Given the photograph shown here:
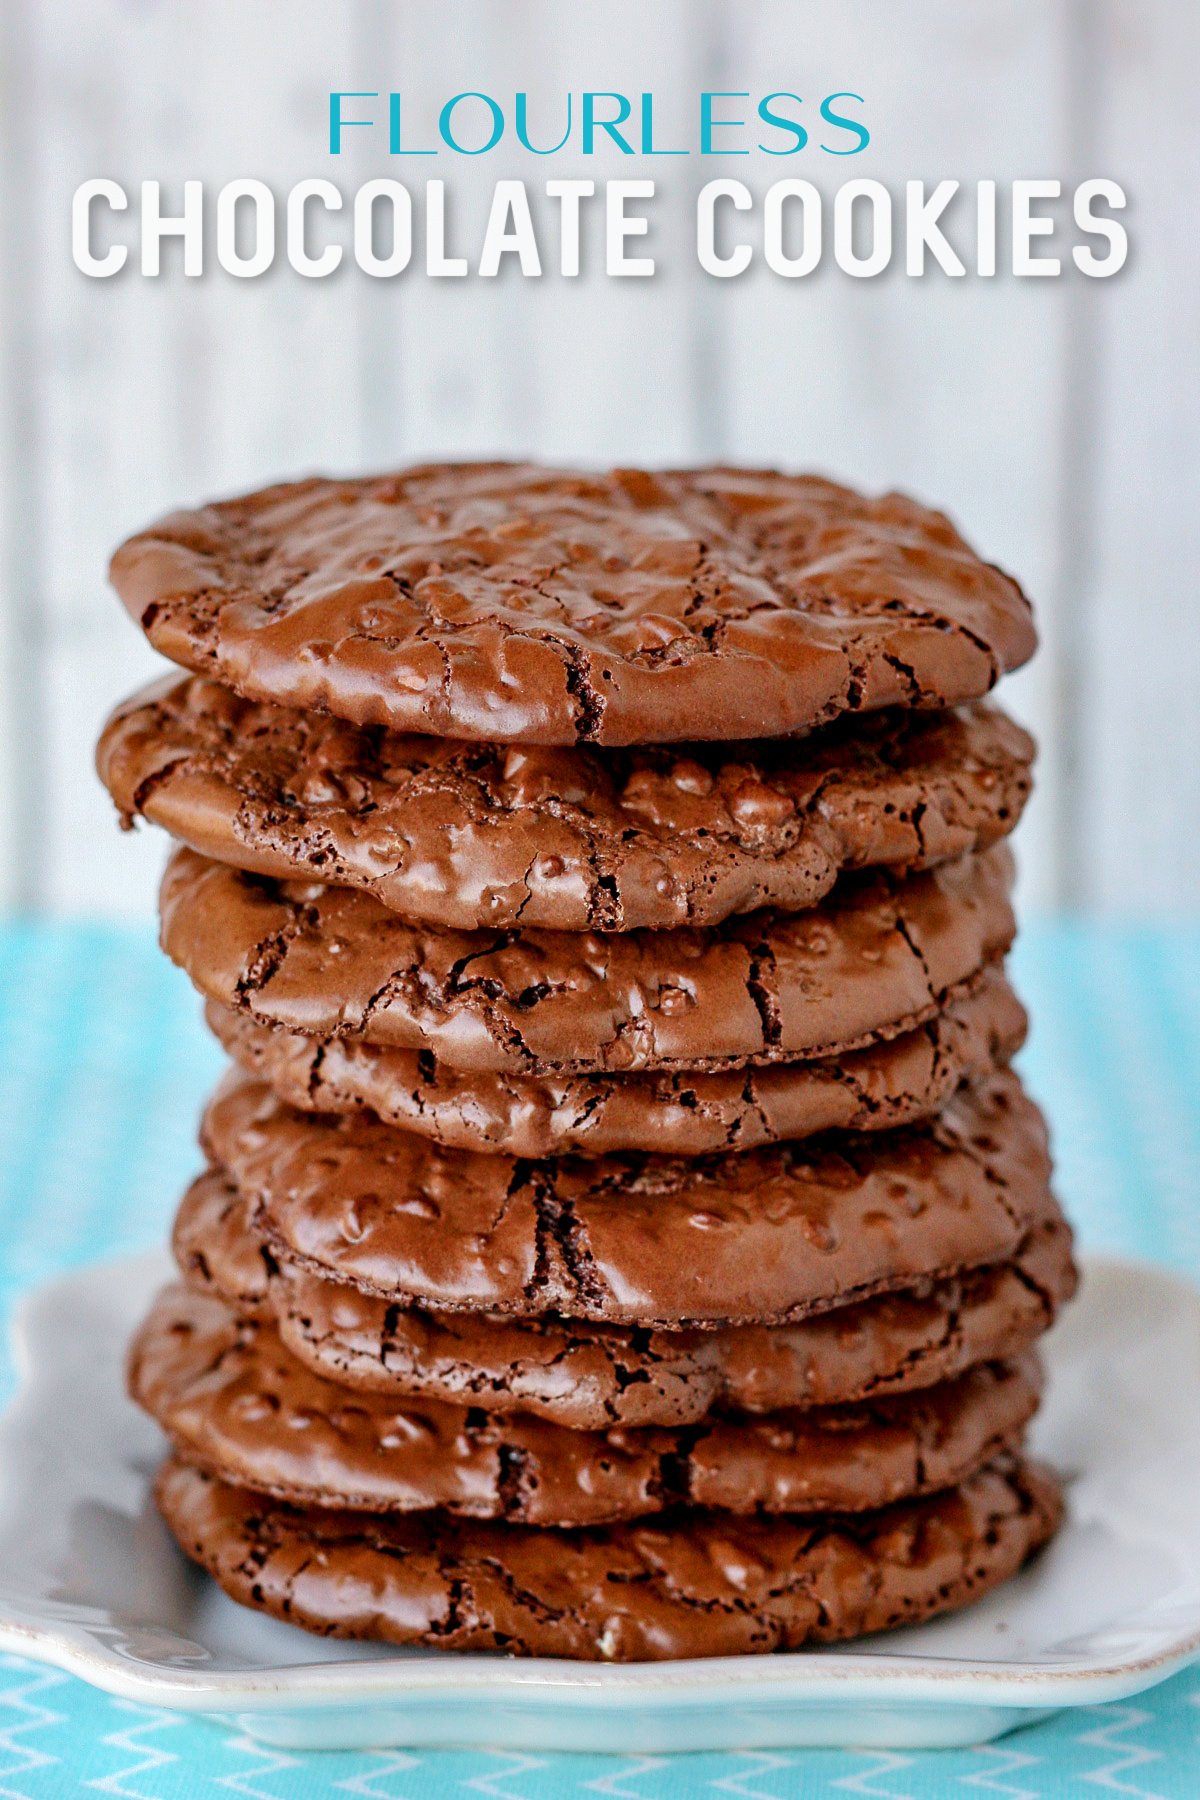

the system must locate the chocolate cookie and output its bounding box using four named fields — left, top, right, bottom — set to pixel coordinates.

left=174, top=1167, right=1075, bottom=1427
left=156, top=1453, right=1063, bottom=1659
left=161, top=845, right=1015, bottom=1076
left=98, top=673, right=1033, bottom=932
left=206, top=971, right=1026, bottom=1156
left=174, top=1169, right=273, bottom=1311
left=109, top=465, right=1036, bottom=747
left=131, top=1285, right=1041, bottom=1526
left=201, top=1069, right=1055, bottom=1327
